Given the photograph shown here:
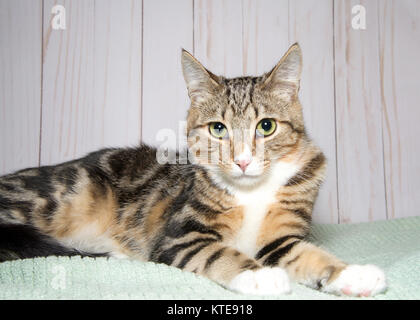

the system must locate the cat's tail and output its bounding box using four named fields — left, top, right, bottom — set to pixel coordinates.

left=0, top=224, right=108, bottom=262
